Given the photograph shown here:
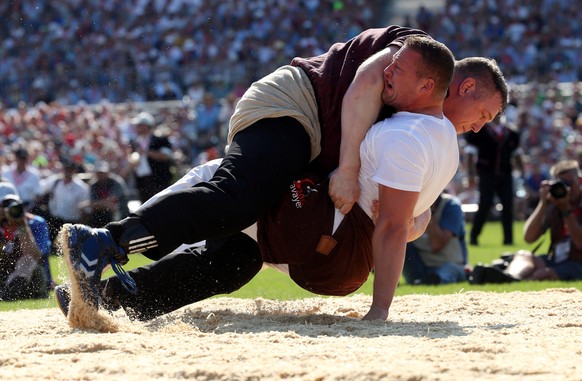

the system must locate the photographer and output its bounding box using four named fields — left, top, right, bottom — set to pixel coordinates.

left=505, top=160, right=582, bottom=281
left=402, top=192, right=468, bottom=285
left=0, top=194, right=51, bottom=300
